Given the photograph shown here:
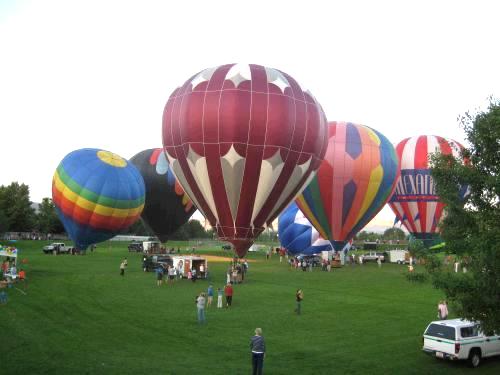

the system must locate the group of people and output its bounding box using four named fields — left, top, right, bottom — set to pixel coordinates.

left=1, top=259, right=25, bottom=285
left=1, top=259, right=27, bottom=304
left=195, top=283, right=234, bottom=324
left=155, top=264, right=178, bottom=286
left=226, top=259, right=248, bottom=284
